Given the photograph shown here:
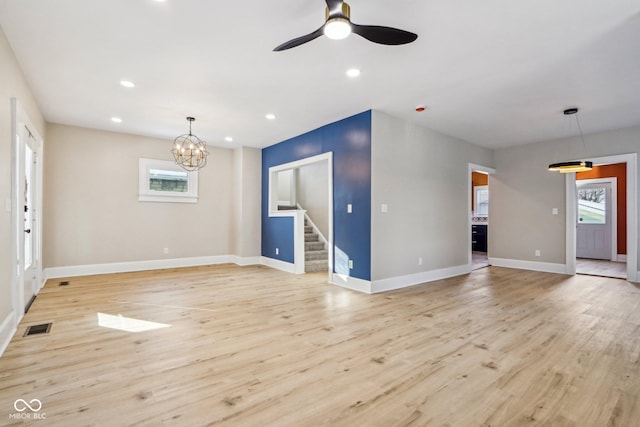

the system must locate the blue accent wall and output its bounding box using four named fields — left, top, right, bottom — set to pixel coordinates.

left=261, top=111, right=372, bottom=281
